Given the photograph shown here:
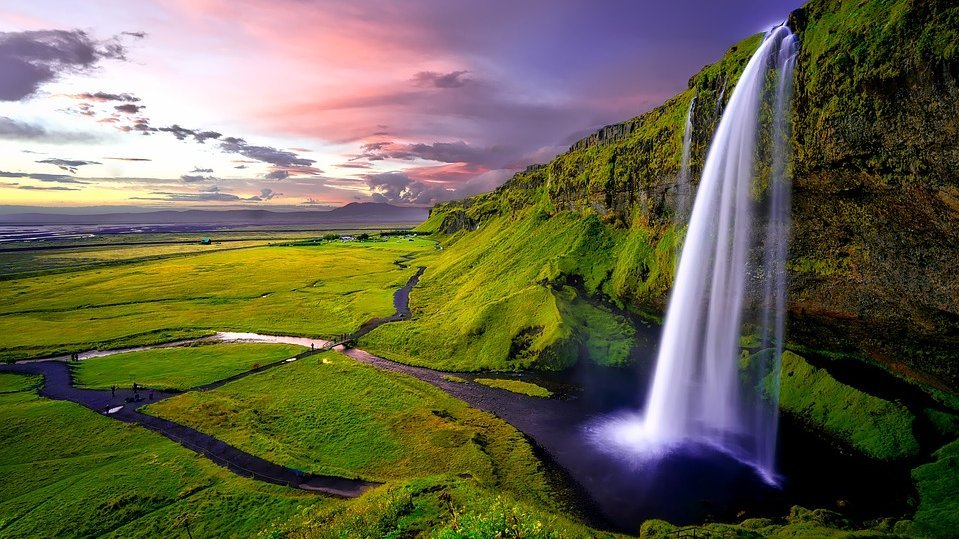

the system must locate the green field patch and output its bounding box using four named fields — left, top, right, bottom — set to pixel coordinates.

left=145, top=351, right=553, bottom=495
left=474, top=378, right=553, bottom=398
left=360, top=210, right=644, bottom=371
left=0, top=391, right=326, bottom=538
left=0, top=373, right=40, bottom=394
left=0, top=241, right=431, bottom=361
left=774, top=351, right=919, bottom=460
left=907, top=439, right=959, bottom=537
left=73, top=342, right=306, bottom=391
